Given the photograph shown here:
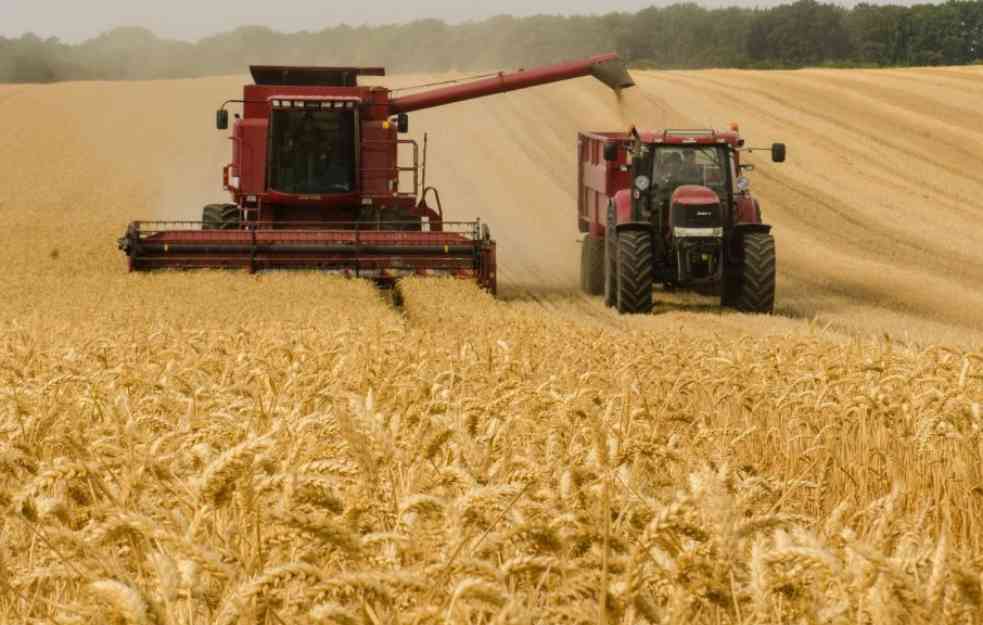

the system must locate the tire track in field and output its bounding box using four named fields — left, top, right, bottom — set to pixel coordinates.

left=800, top=71, right=983, bottom=137
left=648, top=71, right=983, bottom=280
left=657, top=71, right=983, bottom=206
